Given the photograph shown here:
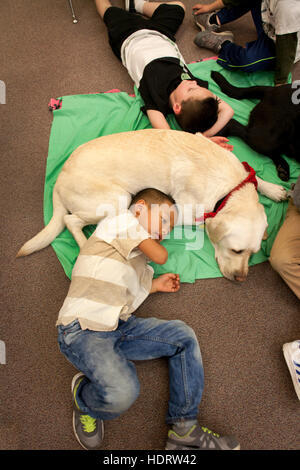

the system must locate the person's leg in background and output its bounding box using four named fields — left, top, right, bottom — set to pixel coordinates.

left=194, top=0, right=276, bottom=73
left=269, top=200, right=300, bottom=299
left=269, top=200, right=300, bottom=402
left=216, top=0, right=261, bottom=30
left=217, top=1, right=276, bottom=72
